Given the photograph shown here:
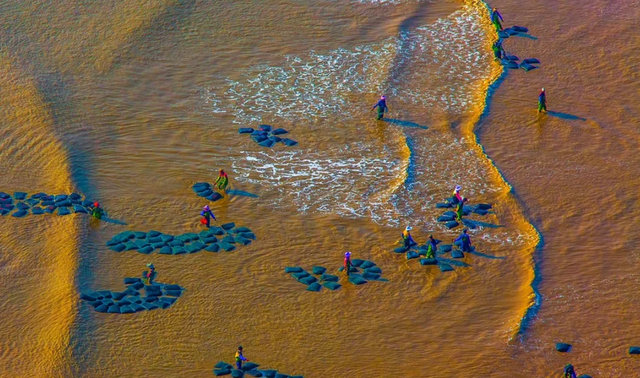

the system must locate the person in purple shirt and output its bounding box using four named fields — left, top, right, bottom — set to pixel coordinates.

left=371, top=95, right=389, bottom=120
left=200, top=205, right=216, bottom=228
